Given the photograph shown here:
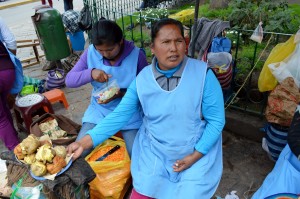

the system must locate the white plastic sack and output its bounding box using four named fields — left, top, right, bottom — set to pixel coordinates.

left=295, top=29, right=300, bottom=44
left=268, top=43, right=300, bottom=88
left=11, top=184, right=43, bottom=199
left=207, top=52, right=232, bottom=74
left=225, top=191, right=239, bottom=199
left=250, top=22, right=263, bottom=43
